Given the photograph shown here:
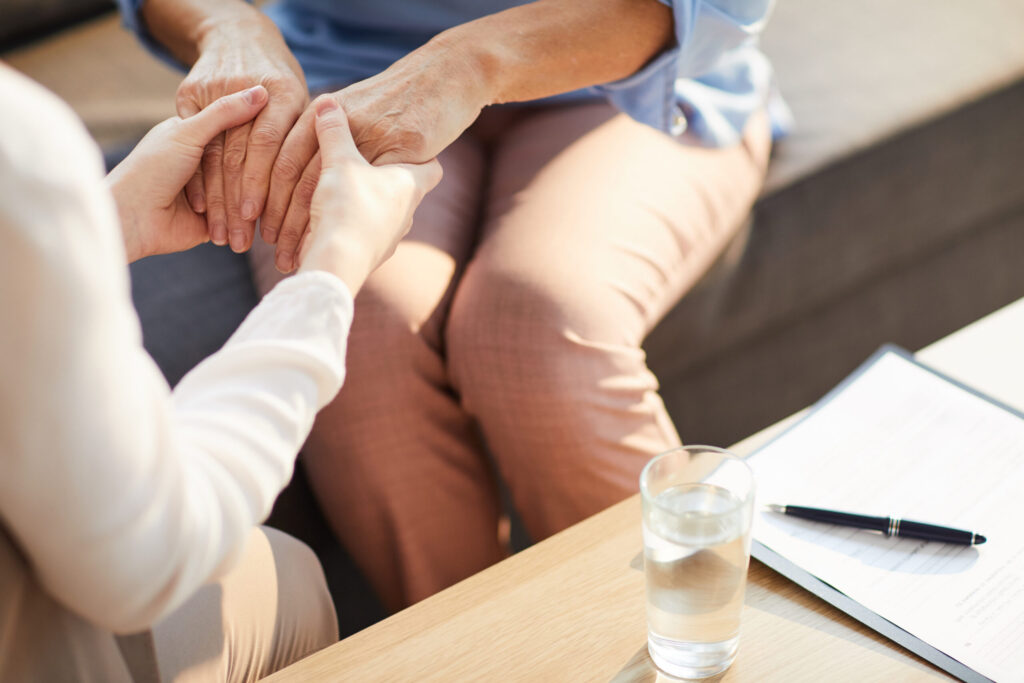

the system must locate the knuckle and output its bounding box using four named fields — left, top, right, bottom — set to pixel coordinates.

left=205, top=191, right=225, bottom=210
left=176, top=84, right=213, bottom=116
left=261, top=209, right=281, bottom=230
left=357, top=120, right=427, bottom=164
left=175, top=79, right=200, bottom=101
left=248, top=124, right=282, bottom=149
left=241, top=170, right=266, bottom=190
left=261, top=194, right=282, bottom=219
left=202, top=151, right=223, bottom=173
left=264, top=72, right=296, bottom=90
left=174, top=93, right=194, bottom=116
left=311, top=93, right=334, bottom=110
left=202, top=170, right=224, bottom=197
left=294, top=175, right=319, bottom=206
left=222, top=146, right=246, bottom=172
left=284, top=78, right=309, bottom=100
left=272, top=155, right=305, bottom=184
left=278, top=221, right=306, bottom=246
left=203, top=138, right=224, bottom=160
left=262, top=212, right=283, bottom=234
